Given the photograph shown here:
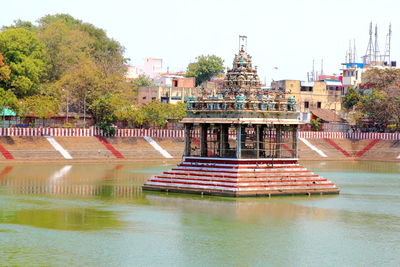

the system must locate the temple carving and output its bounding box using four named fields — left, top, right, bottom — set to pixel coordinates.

left=143, top=37, right=339, bottom=197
